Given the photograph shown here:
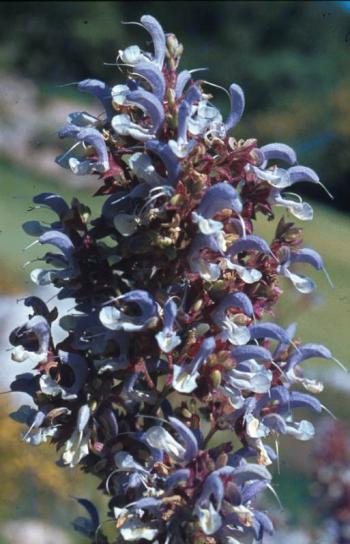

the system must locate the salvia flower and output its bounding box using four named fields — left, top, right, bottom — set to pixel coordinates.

left=8, top=13, right=343, bottom=544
